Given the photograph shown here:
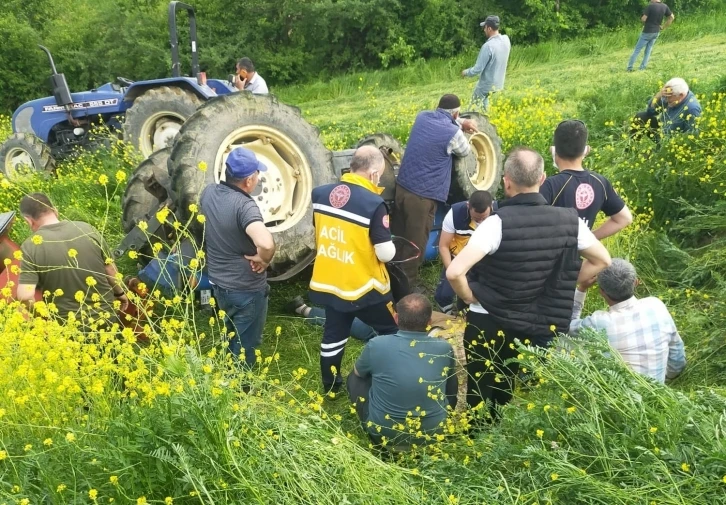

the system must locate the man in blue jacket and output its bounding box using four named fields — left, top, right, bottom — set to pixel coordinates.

left=632, top=77, right=701, bottom=141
